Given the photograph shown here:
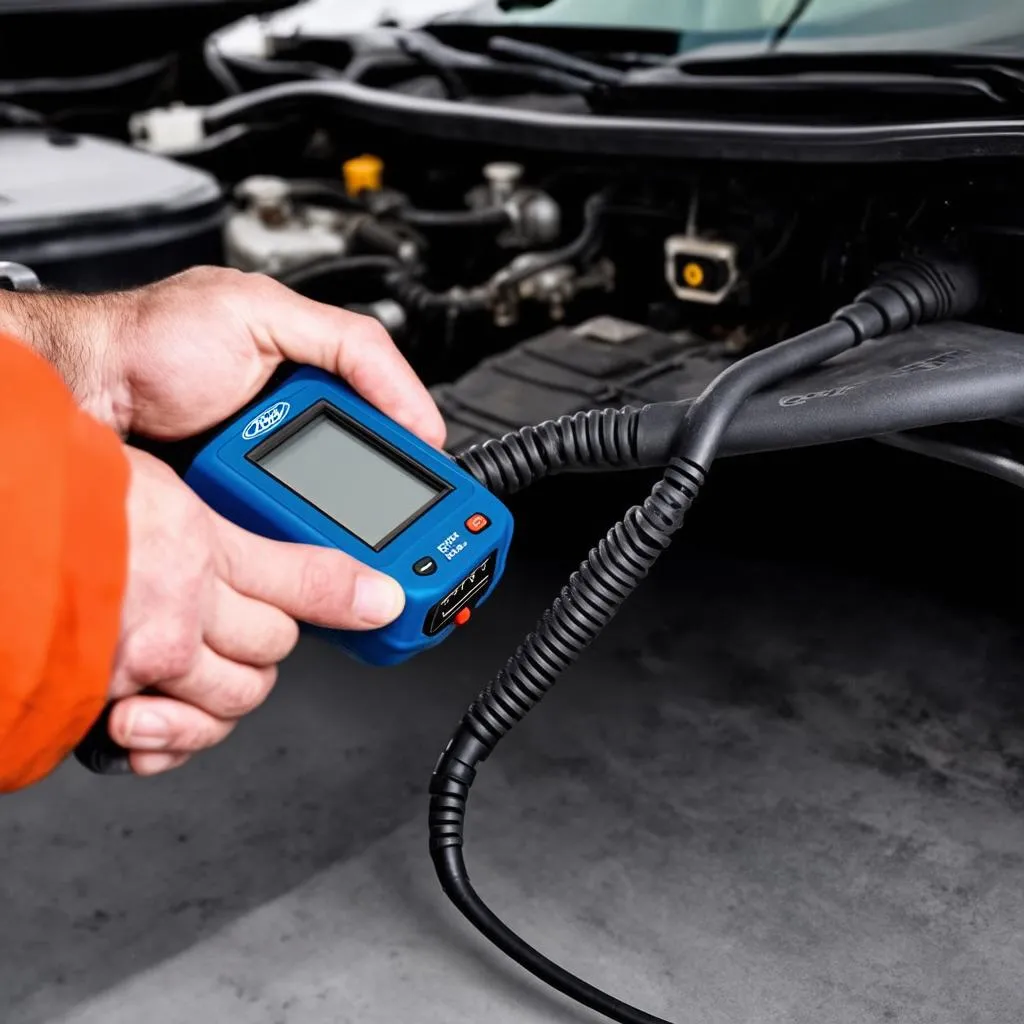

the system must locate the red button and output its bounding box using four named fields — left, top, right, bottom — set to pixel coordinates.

left=454, top=607, right=472, bottom=627
left=465, top=513, right=490, bottom=534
